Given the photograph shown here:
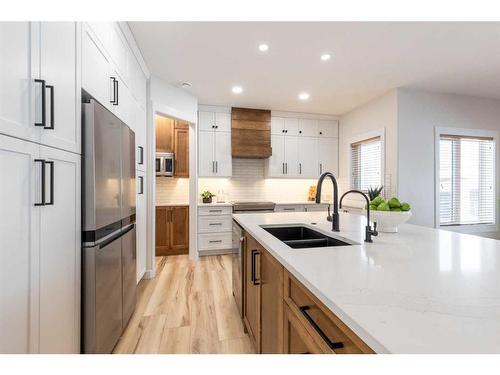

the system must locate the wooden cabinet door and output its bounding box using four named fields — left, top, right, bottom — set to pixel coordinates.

left=155, top=207, right=171, bottom=256
left=39, top=22, right=79, bottom=154
left=283, top=304, right=323, bottom=354
left=243, top=235, right=261, bottom=352
left=174, top=128, right=189, bottom=177
left=260, top=250, right=284, bottom=354
left=39, top=146, right=81, bottom=353
left=155, top=116, right=174, bottom=153
left=170, top=206, right=189, bottom=254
